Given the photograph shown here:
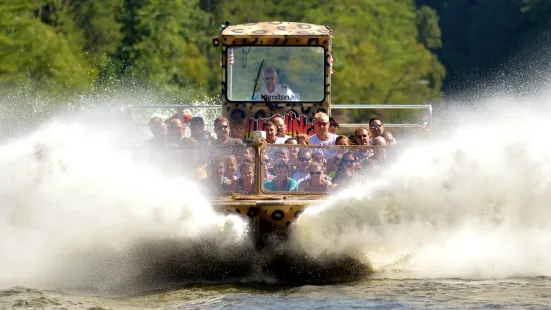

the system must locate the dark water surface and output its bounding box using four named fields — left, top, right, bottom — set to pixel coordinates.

left=1, top=277, right=550, bottom=309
